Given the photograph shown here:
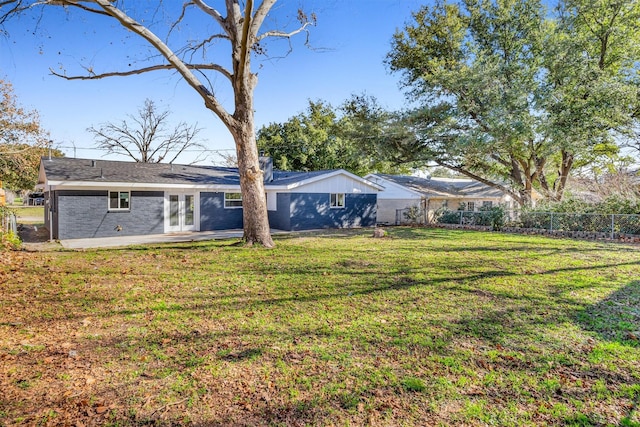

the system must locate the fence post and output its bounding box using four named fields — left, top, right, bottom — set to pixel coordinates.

left=550, top=212, right=554, bottom=232
left=611, top=214, right=615, bottom=240
left=459, top=211, right=463, bottom=225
